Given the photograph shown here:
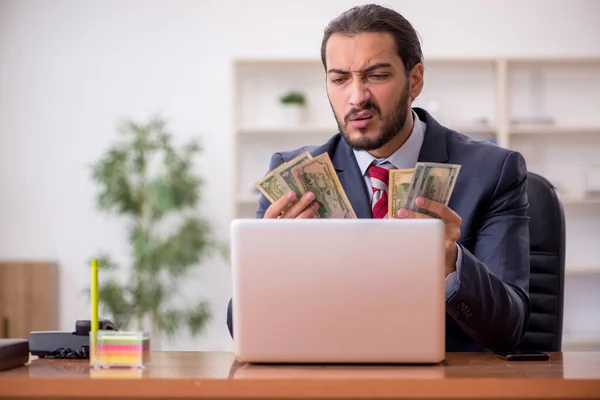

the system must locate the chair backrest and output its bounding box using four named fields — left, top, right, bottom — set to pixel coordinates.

left=517, top=172, right=566, bottom=351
